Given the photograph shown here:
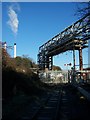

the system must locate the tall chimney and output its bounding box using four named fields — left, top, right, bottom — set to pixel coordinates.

left=4, top=42, right=7, bottom=50
left=14, top=43, right=16, bottom=58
